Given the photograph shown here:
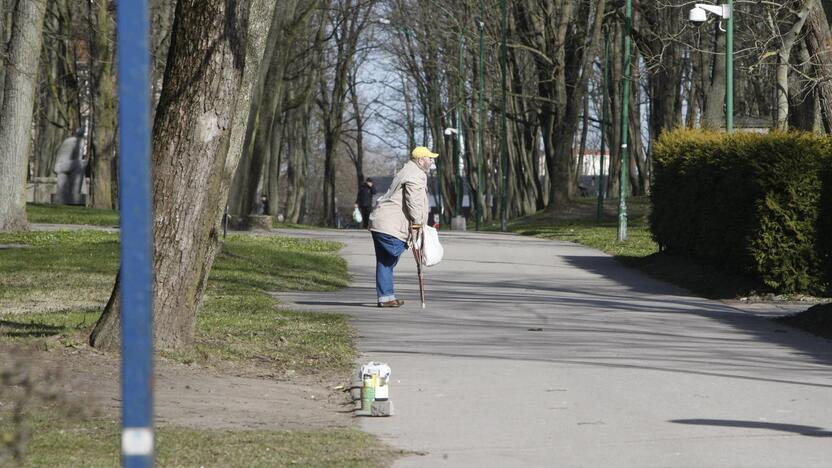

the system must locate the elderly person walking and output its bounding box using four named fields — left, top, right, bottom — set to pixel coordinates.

left=369, top=146, right=438, bottom=307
